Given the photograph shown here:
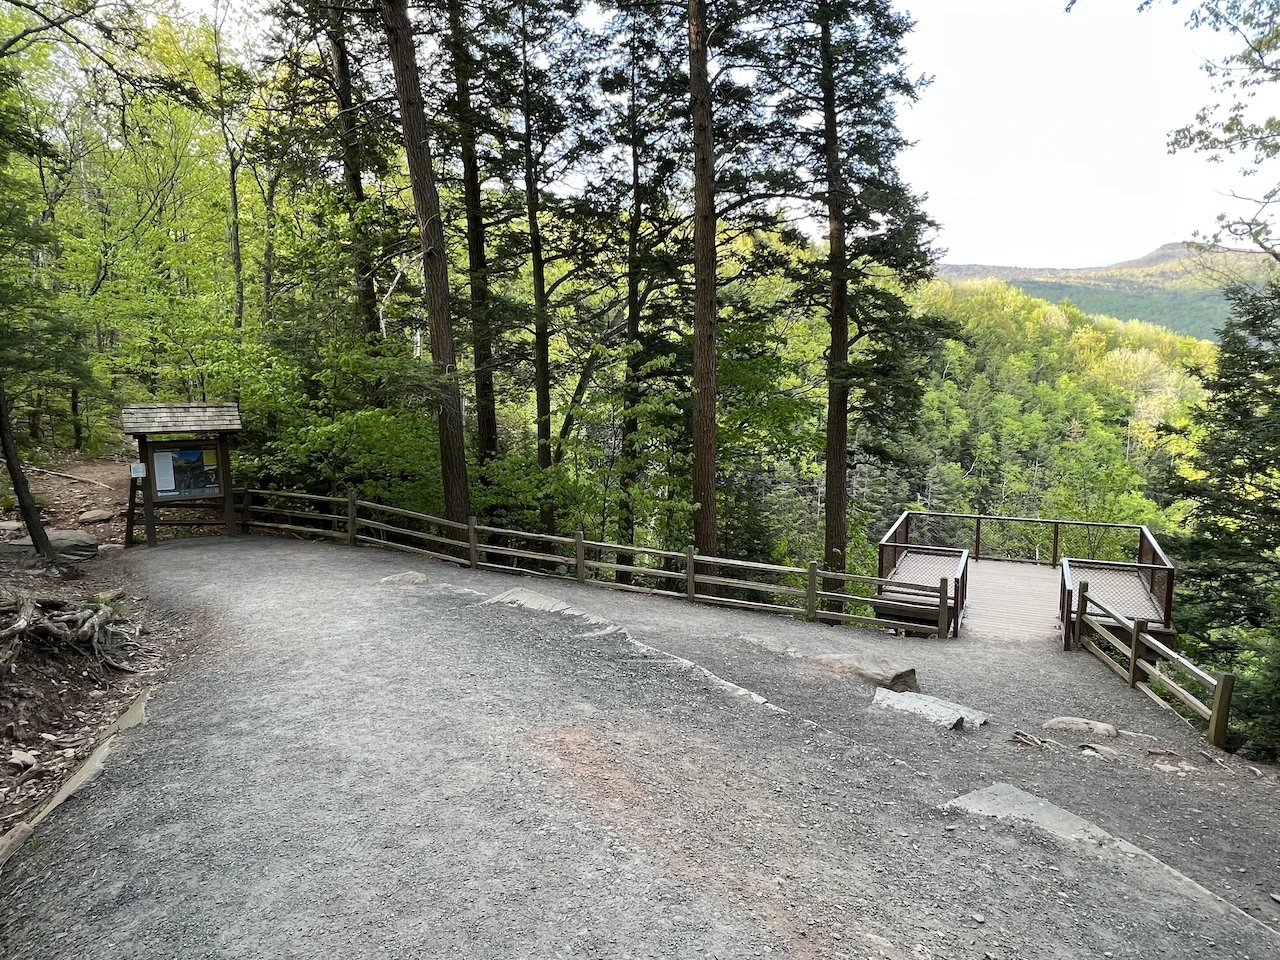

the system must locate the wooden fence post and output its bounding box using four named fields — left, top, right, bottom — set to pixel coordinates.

left=686, top=546, right=696, bottom=601
left=937, top=577, right=949, bottom=638
left=468, top=516, right=479, bottom=568
left=1127, top=619, right=1148, bottom=687
left=1072, top=580, right=1089, bottom=651
left=1051, top=522, right=1060, bottom=566
left=346, top=491, right=357, bottom=547
left=806, top=562, right=818, bottom=622
left=575, top=531, right=586, bottom=584
left=240, top=489, right=254, bottom=535
left=1208, top=672, right=1235, bottom=749
left=973, top=517, right=982, bottom=560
